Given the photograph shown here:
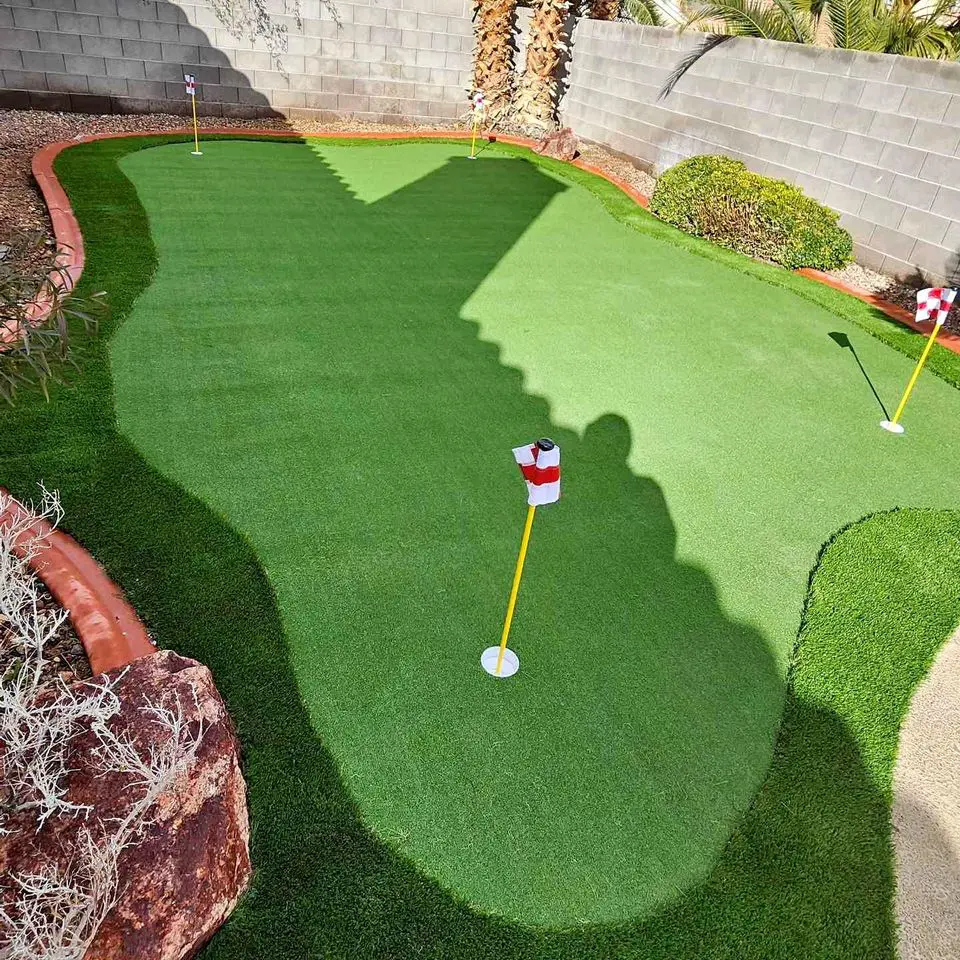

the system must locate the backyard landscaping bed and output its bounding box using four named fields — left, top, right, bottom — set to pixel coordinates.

left=2, top=131, right=959, bottom=958
left=0, top=574, right=90, bottom=694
